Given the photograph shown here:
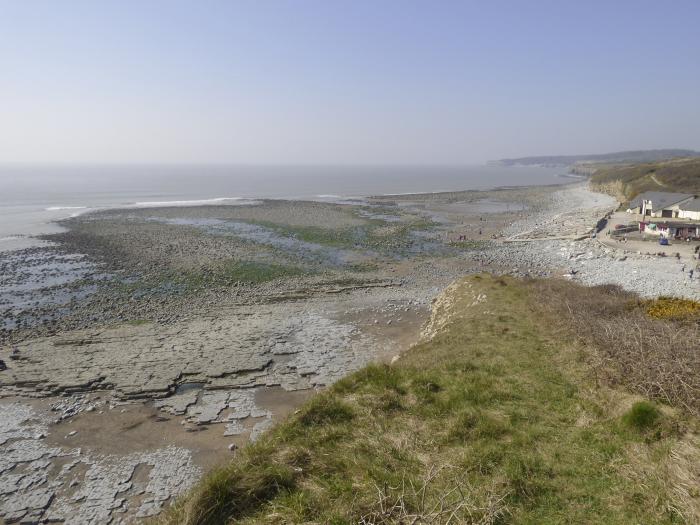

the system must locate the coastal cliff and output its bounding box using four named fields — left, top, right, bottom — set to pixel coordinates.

left=160, top=275, right=700, bottom=524
left=590, top=157, right=700, bottom=202
left=494, top=149, right=700, bottom=168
